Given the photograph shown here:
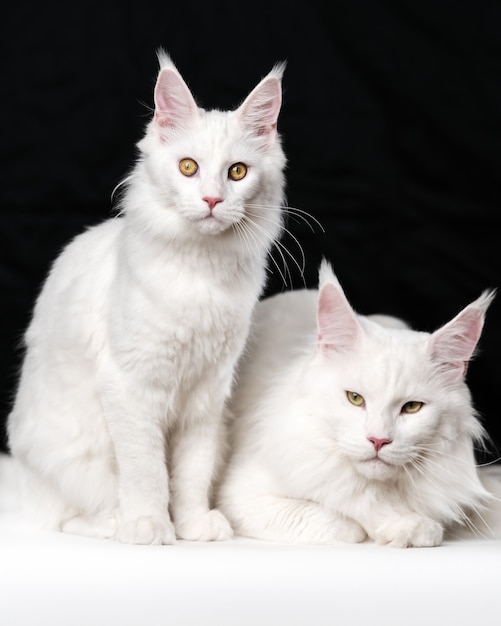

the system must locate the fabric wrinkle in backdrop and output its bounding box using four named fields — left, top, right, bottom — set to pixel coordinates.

left=0, top=2, right=499, bottom=463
